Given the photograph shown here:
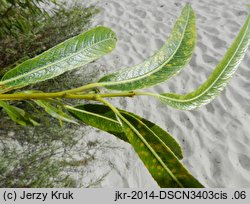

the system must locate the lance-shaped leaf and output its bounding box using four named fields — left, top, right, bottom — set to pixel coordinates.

left=0, top=101, right=39, bottom=126
left=68, top=104, right=183, bottom=159
left=68, top=104, right=127, bottom=141
left=158, top=14, right=250, bottom=110
left=0, top=26, right=117, bottom=93
left=98, top=3, right=196, bottom=90
left=33, top=100, right=77, bottom=124
left=115, top=109, right=203, bottom=187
